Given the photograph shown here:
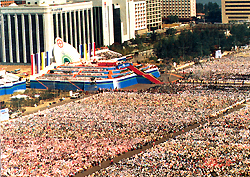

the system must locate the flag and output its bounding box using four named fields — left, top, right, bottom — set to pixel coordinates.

left=88, top=43, right=91, bottom=60
left=41, top=52, right=45, bottom=70
left=36, top=53, right=40, bottom=74
left=31, top=54, right=35, bottom=75
left=79, top=44, right=83, bottom=58
left=84, top=43, right=87, bottom=60
left=93, top=42, right=96, bottom=56
left=46, top=51, right=50, bottom=66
